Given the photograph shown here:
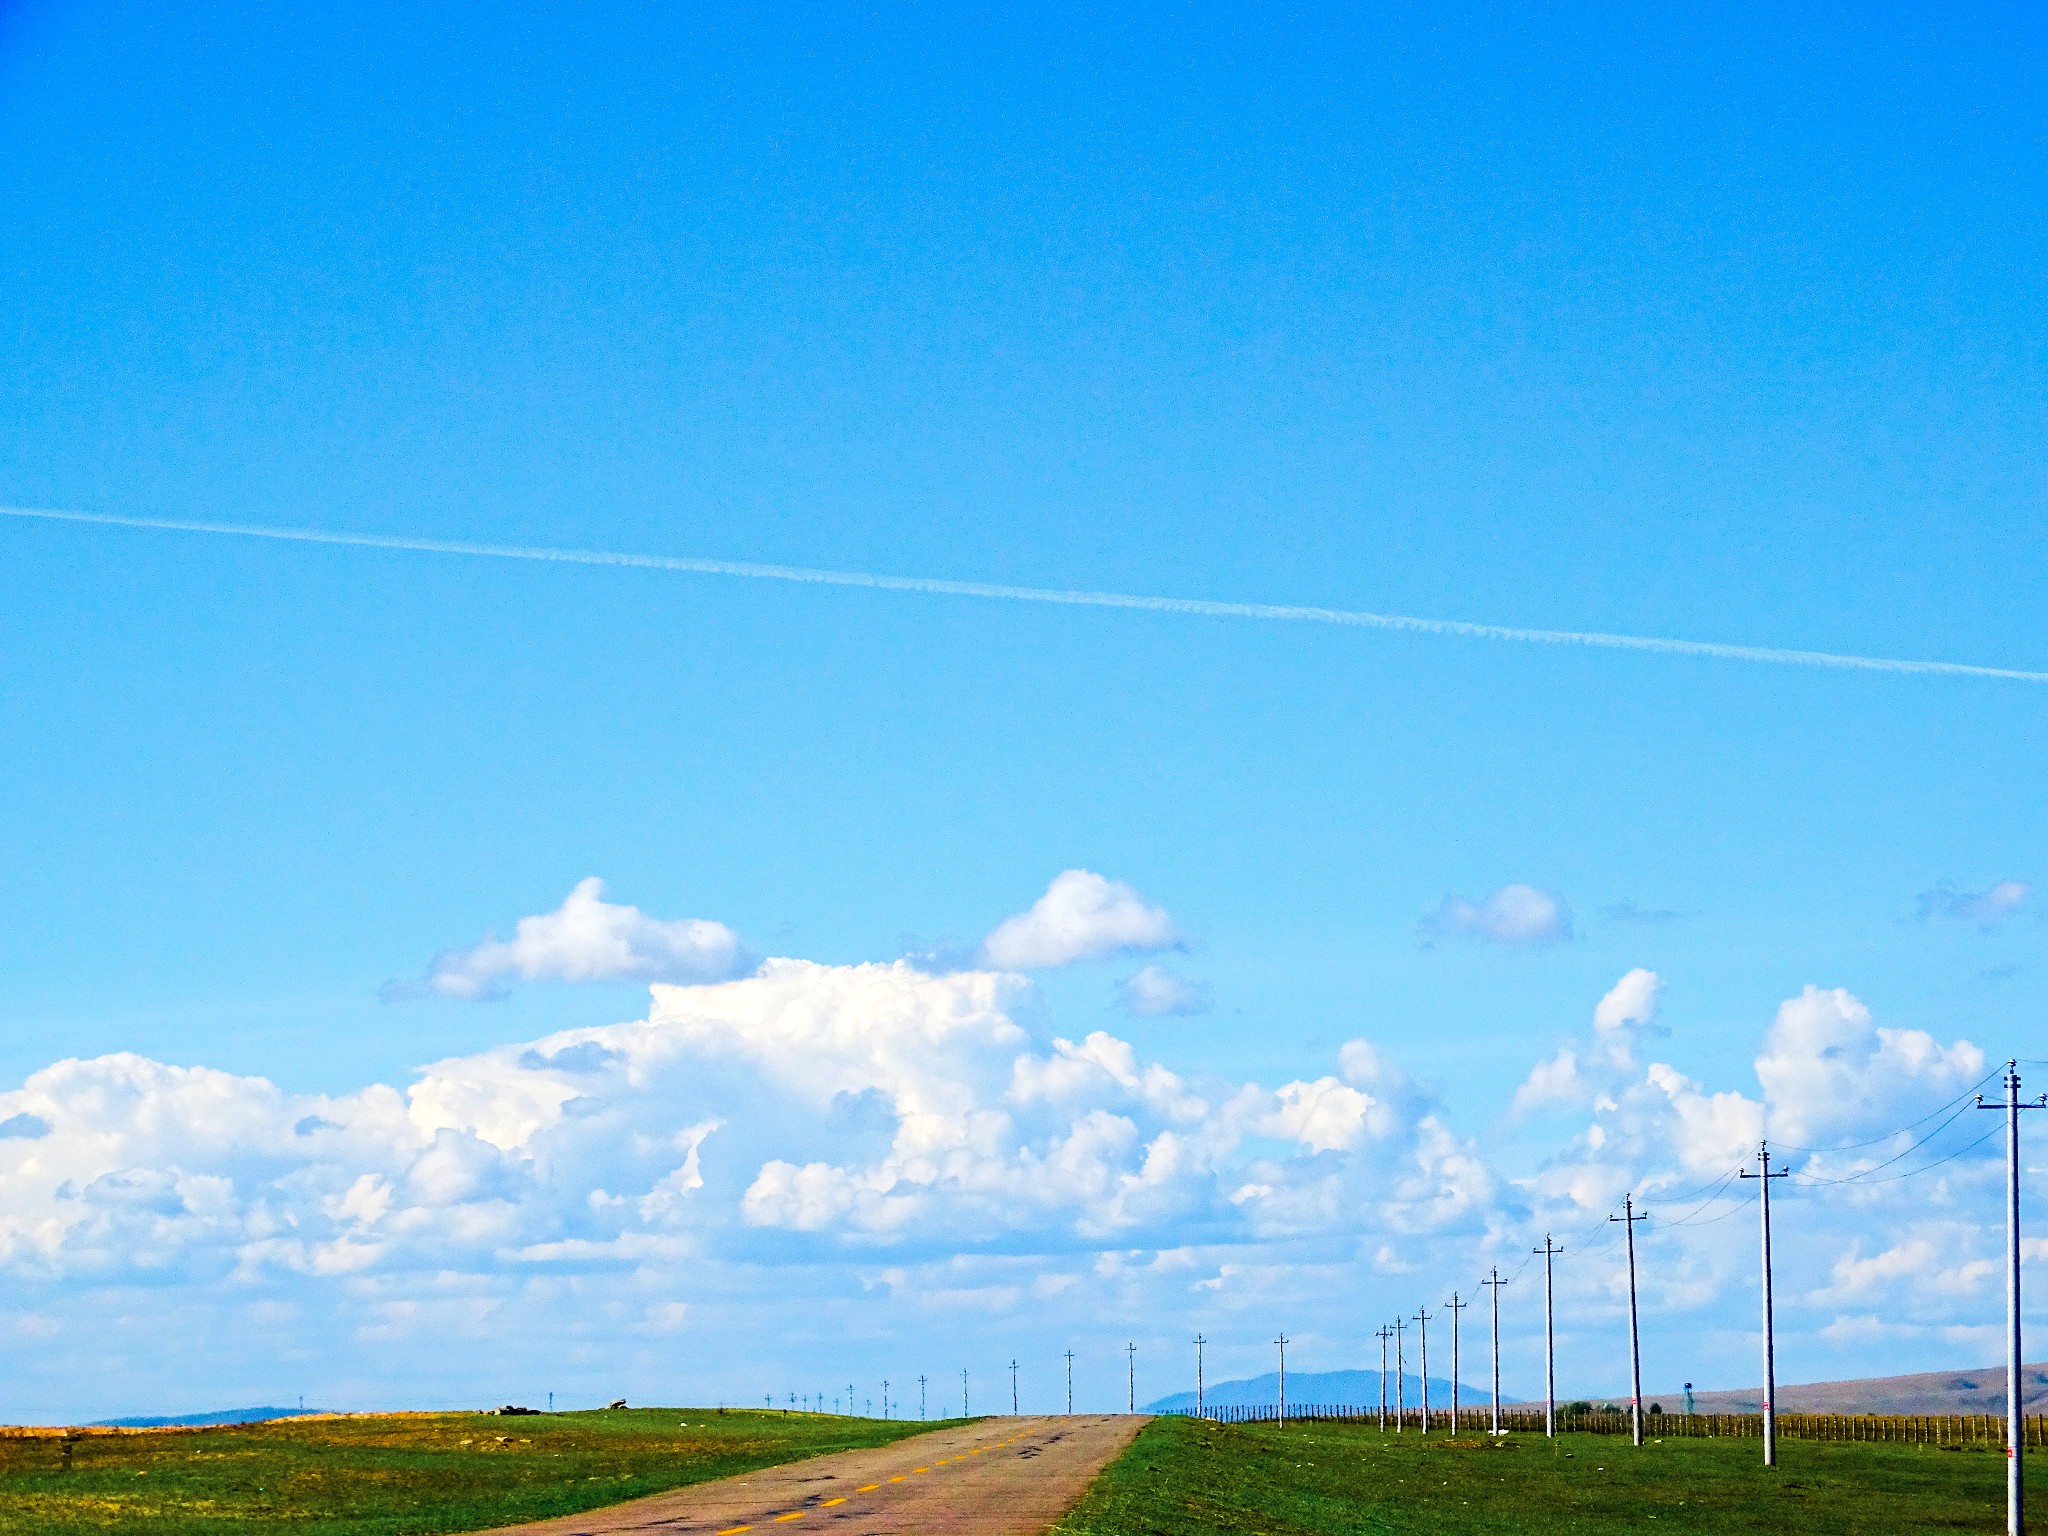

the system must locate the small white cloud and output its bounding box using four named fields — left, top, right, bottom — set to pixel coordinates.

left=396, top=878, right=748, bottom=1001
left=981, top=870, right=1179, bottom=970
left=1117, top=964, right=1210, bottom=1017
left=1263, top=1078, right=1377, bottom=1154
left=1420, top=884, right=1572, bottom=947
left=1917, top=880, right=2031, bottom=931
left=1511, top=1048, right=1584, bottom=1114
